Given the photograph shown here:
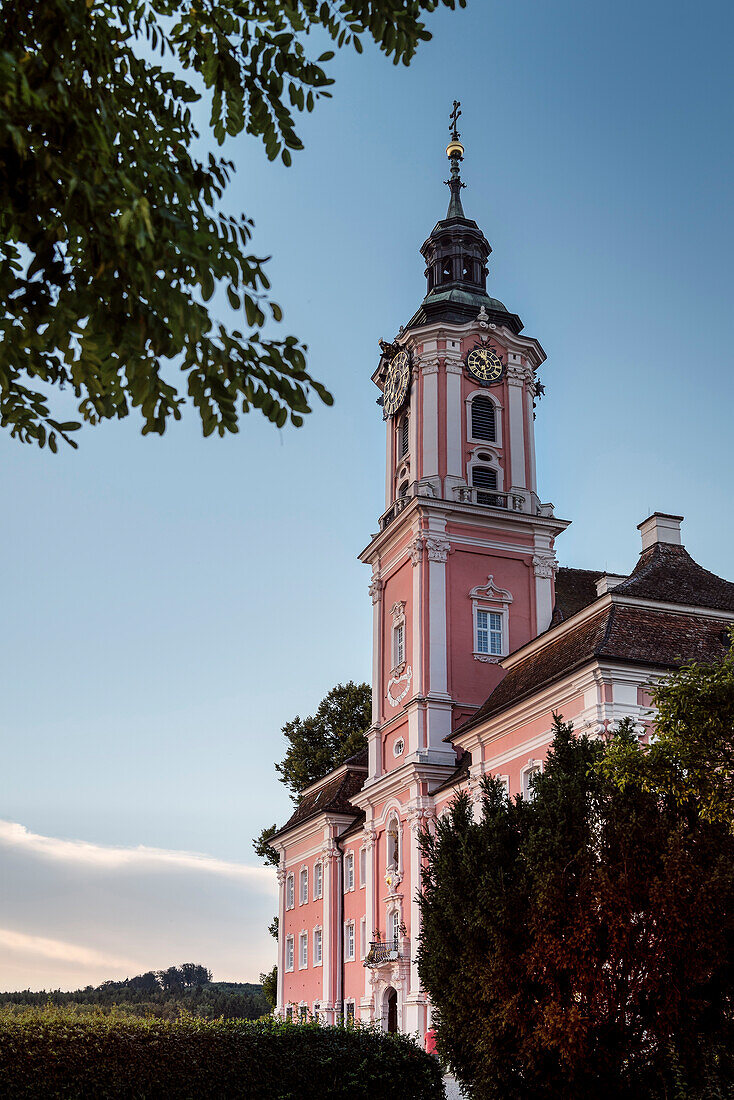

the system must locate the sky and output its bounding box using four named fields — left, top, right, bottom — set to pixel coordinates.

left=2, top=0, right=733, bottom=990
